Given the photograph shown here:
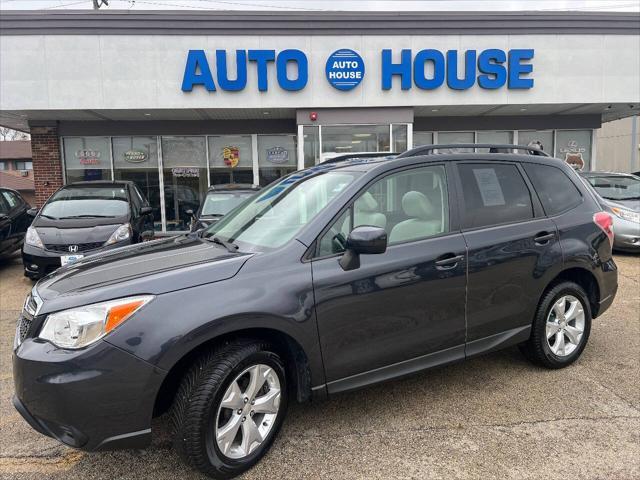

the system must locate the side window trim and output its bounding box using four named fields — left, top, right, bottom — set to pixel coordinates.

left=453, top=160, right=538, bottom=232
left=309, top=162, right=454, bottom=261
